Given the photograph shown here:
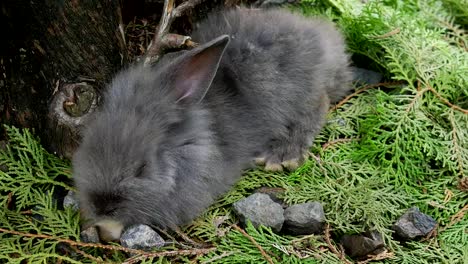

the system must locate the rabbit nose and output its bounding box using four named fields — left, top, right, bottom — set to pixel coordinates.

left=95, top=219, right=124, bottom=242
